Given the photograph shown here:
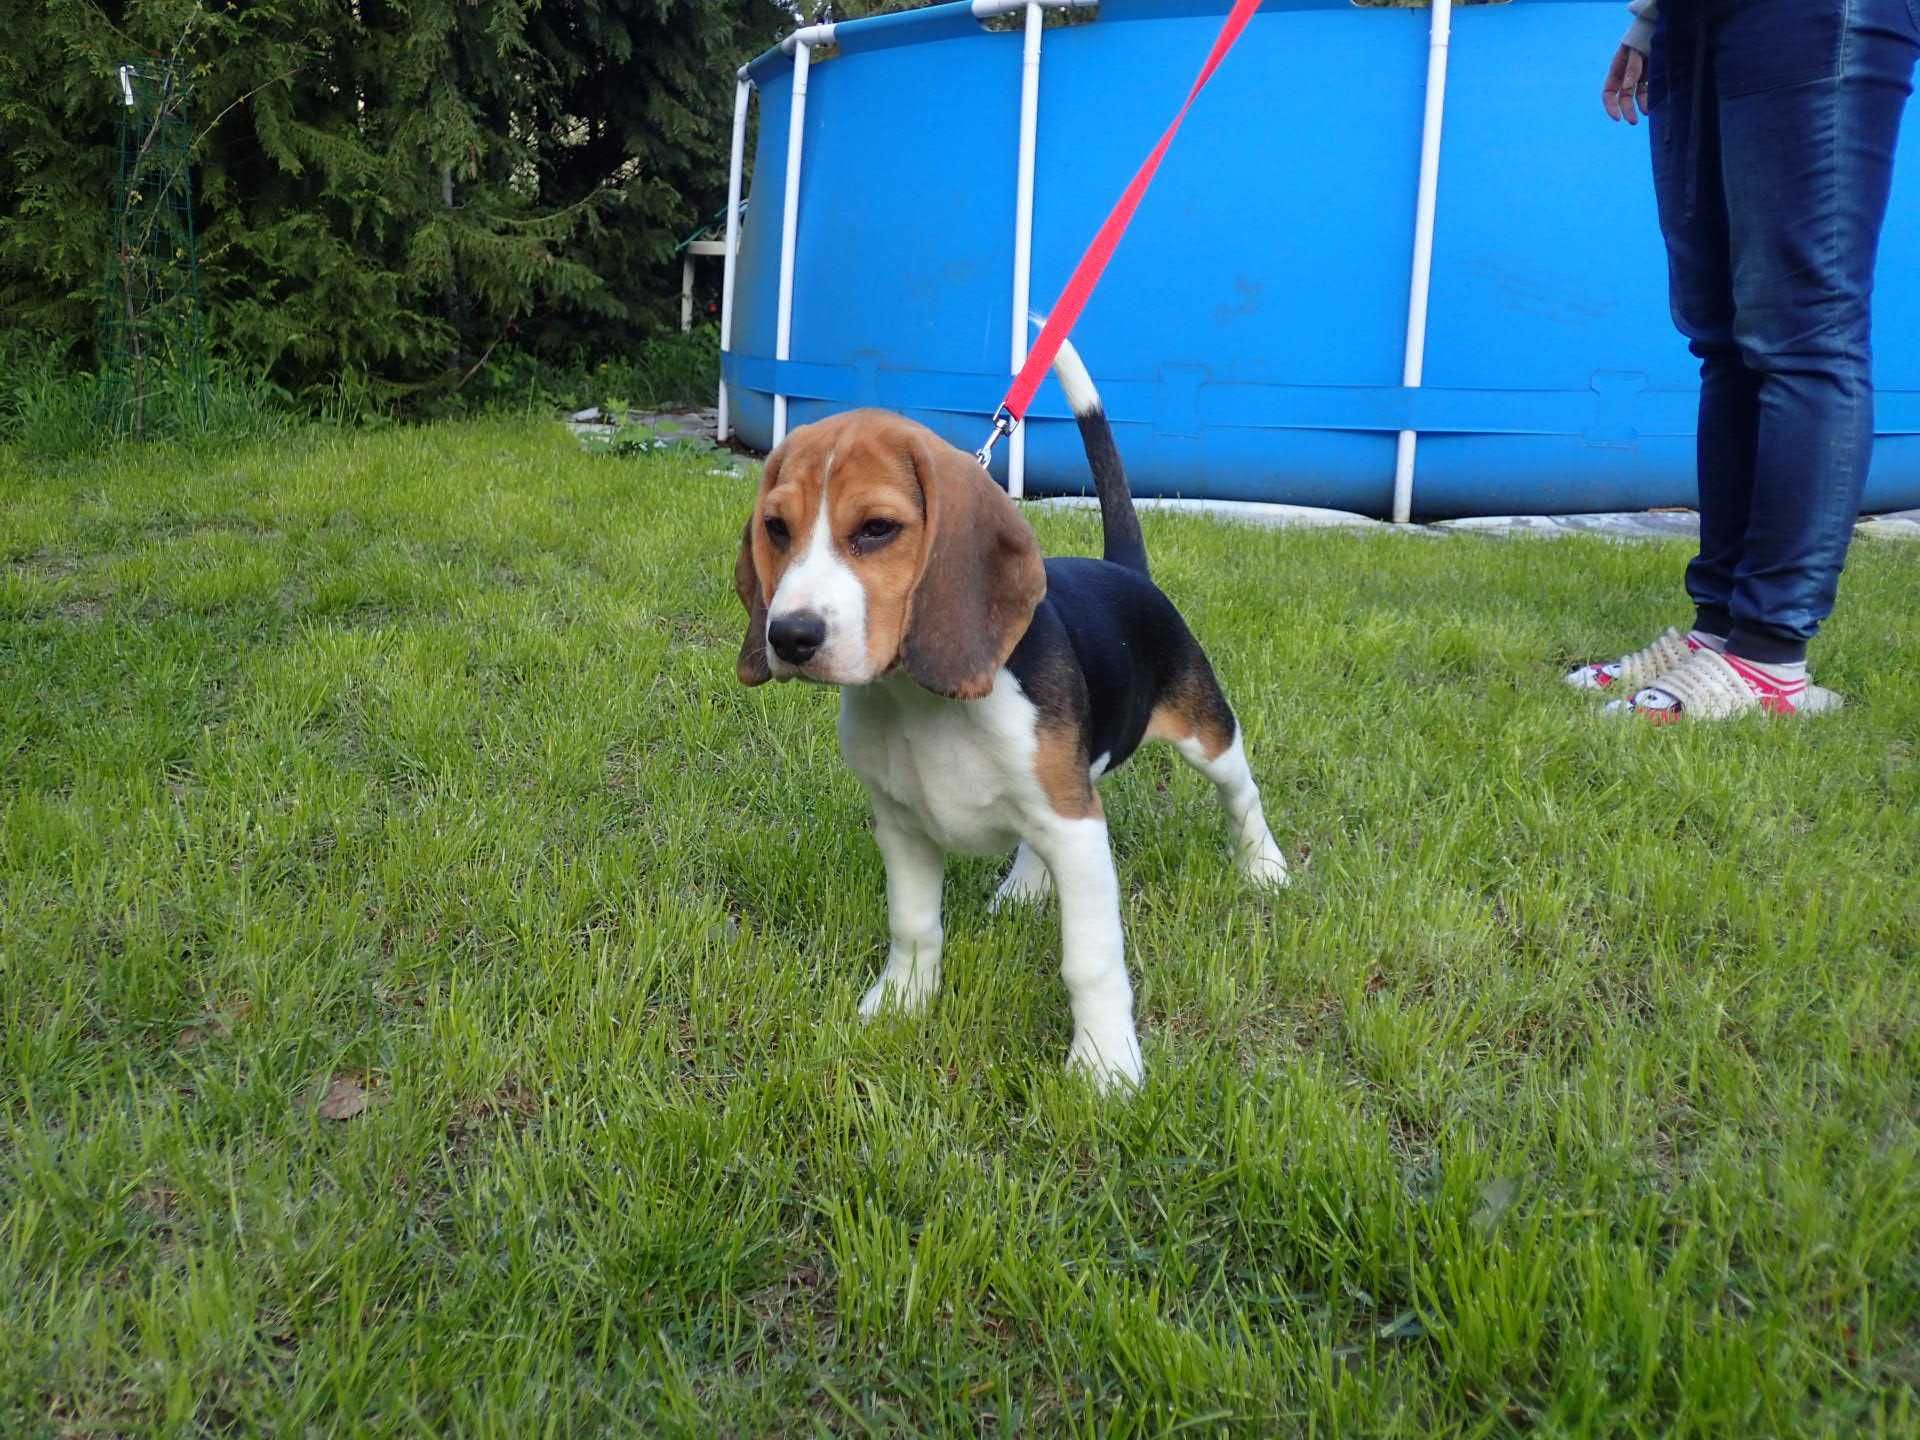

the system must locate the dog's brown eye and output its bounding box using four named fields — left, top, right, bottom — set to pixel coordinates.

left=764, top=516, right=790, bottom=547
left=852, top=518, right=902, bottom=552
